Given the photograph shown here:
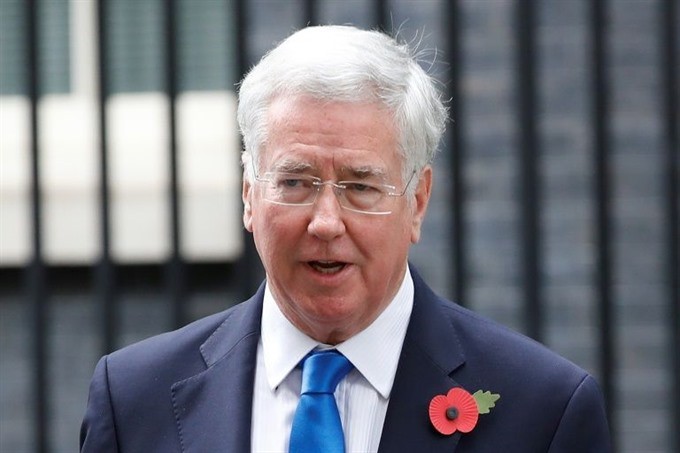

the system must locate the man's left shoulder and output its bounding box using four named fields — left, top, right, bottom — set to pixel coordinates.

left=438, top=299, right=588, bottom=382
left=433, top=298, right=611, bottom=451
